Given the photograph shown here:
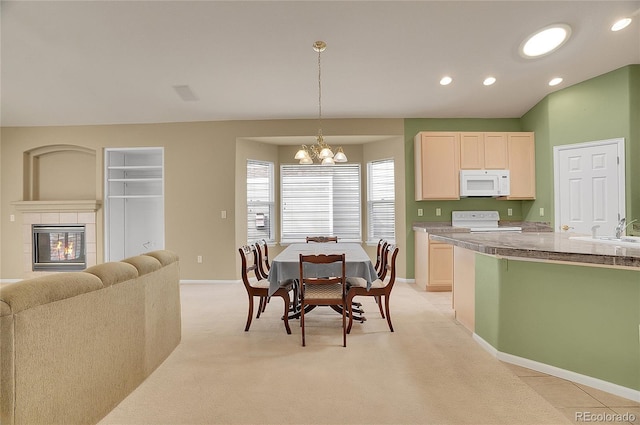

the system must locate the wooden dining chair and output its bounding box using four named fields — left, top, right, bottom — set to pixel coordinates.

left=255, top=239, right=300, bottom=315
left=305, top=236, right=338, bottom=243
left=346, top=244, right=399, bottom=333
left=345, top=238, right=387, bottom=319
left=255, top=239, right=272, bottom=313
left=299, top=253, right=347, bottom=347
left=373, top=239, right=388, bottom=276
left=255, top=239, right=271, bottom=278
left=238, top=244, right=293, bottom=334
